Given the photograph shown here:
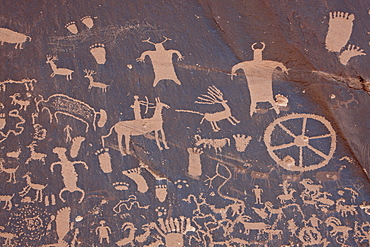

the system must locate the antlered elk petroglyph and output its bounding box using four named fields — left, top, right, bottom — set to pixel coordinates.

left=19, top=172, right=47, bottom=202
left=176, top=86, right=240, bottom=132
left=35, top=94, right=107, bottom=132
left=325, top=12, right=354, bottom=52
left=83, top=69, right=109, bottom=92
left=194, top=135, right=230, bottom=153
left=51, top=147, right=88, bottom=203
left=231, top=42, right=288, bottom=116
left=0, top=158, right=18, bottom=183
left=137, top=36, right=183, bottom=87
left=102, top=98, right=169, bottom=156
left=0, top=27, right=31, bottom=49
left=46, top=55, right=74, bottom=80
